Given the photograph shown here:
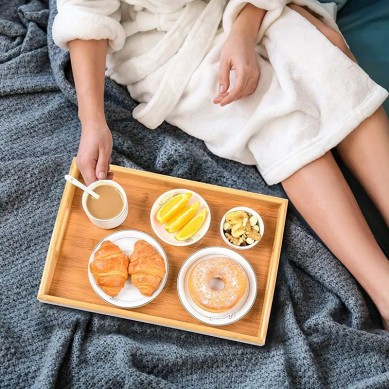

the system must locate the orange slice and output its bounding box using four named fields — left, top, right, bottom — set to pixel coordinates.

left=156, top=192, right=192, bottom=223
left=175, top=208, right=207, bottom=241
left=165, top=201, right=200, bottom=233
